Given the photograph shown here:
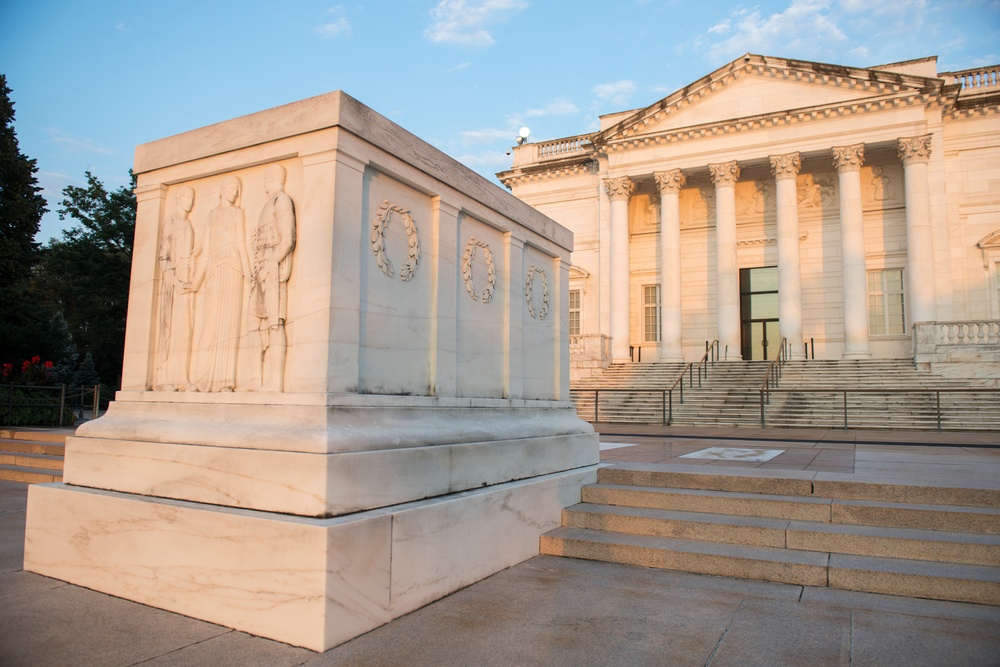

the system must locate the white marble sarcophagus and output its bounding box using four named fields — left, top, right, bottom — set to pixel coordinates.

left=23, top=91, right=597, bottom=651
